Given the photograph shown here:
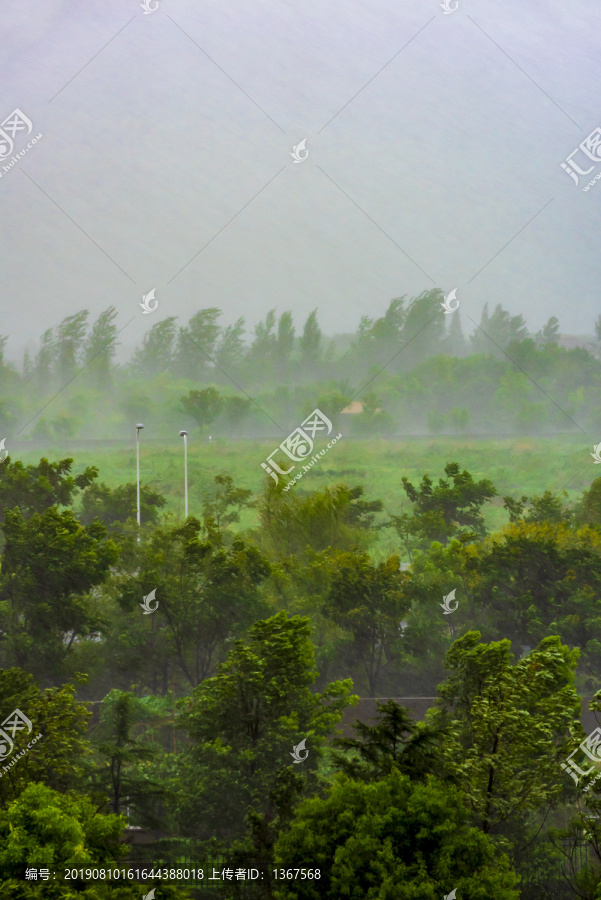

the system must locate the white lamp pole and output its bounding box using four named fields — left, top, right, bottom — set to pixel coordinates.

left=179, top=430, right=188, bottom=518
left=136, top=424, right=144, bottom=534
